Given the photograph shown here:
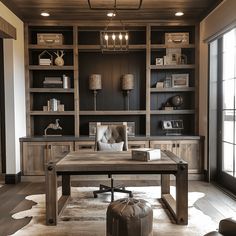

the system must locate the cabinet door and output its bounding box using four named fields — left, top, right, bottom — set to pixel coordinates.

left=176, top=140, right=201, bottom=173
left=22, top=142, right=47, bottom=175
left=149, top=140, right=174, bottom=152
left=48, top=142, right=74, bottom=163
left=128, top=141, right=149, bottom=149
left=75, top=141, right=95, bottom=152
